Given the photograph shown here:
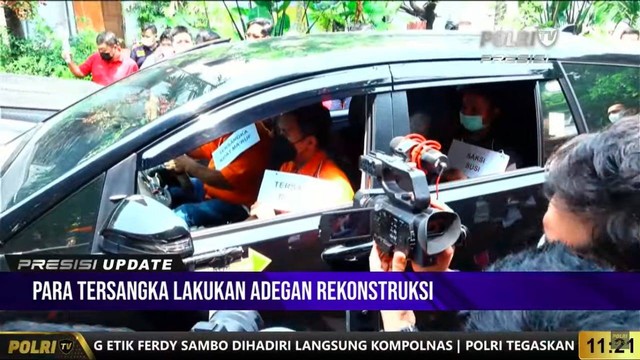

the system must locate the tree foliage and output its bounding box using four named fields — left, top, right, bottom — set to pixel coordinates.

left=0, top=0, right=44, bottom=20
left=564, top=63, right=639, bottom=131
left=399, top=1, right=438, bottom=29
left=517, top=1, right=640, bottom=34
